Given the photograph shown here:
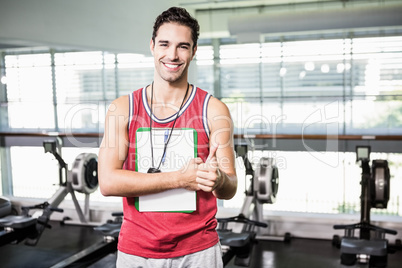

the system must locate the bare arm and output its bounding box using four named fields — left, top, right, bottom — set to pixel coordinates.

left=196, top=97, right=238, bottom=200
left=98, top=95, right=201, bottom=197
